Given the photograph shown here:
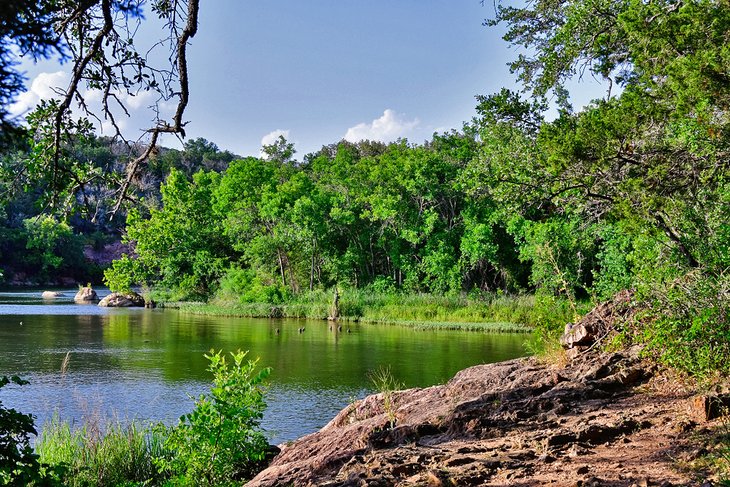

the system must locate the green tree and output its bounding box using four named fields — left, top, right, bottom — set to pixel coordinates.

left=0, top=376, right=62, bottom=486
left=3, top=0, right=200, bottom=216
left=0, top=1, right=59, bottom=132
left=22, top=215, right=84, bottom=282
left=489, top=0, right=730, bottom=276
left=105, top=168, right=230, bottom=299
